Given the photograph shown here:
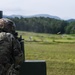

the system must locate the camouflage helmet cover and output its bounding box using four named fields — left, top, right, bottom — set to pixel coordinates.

left=0, top=18, right=16, bottom=33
